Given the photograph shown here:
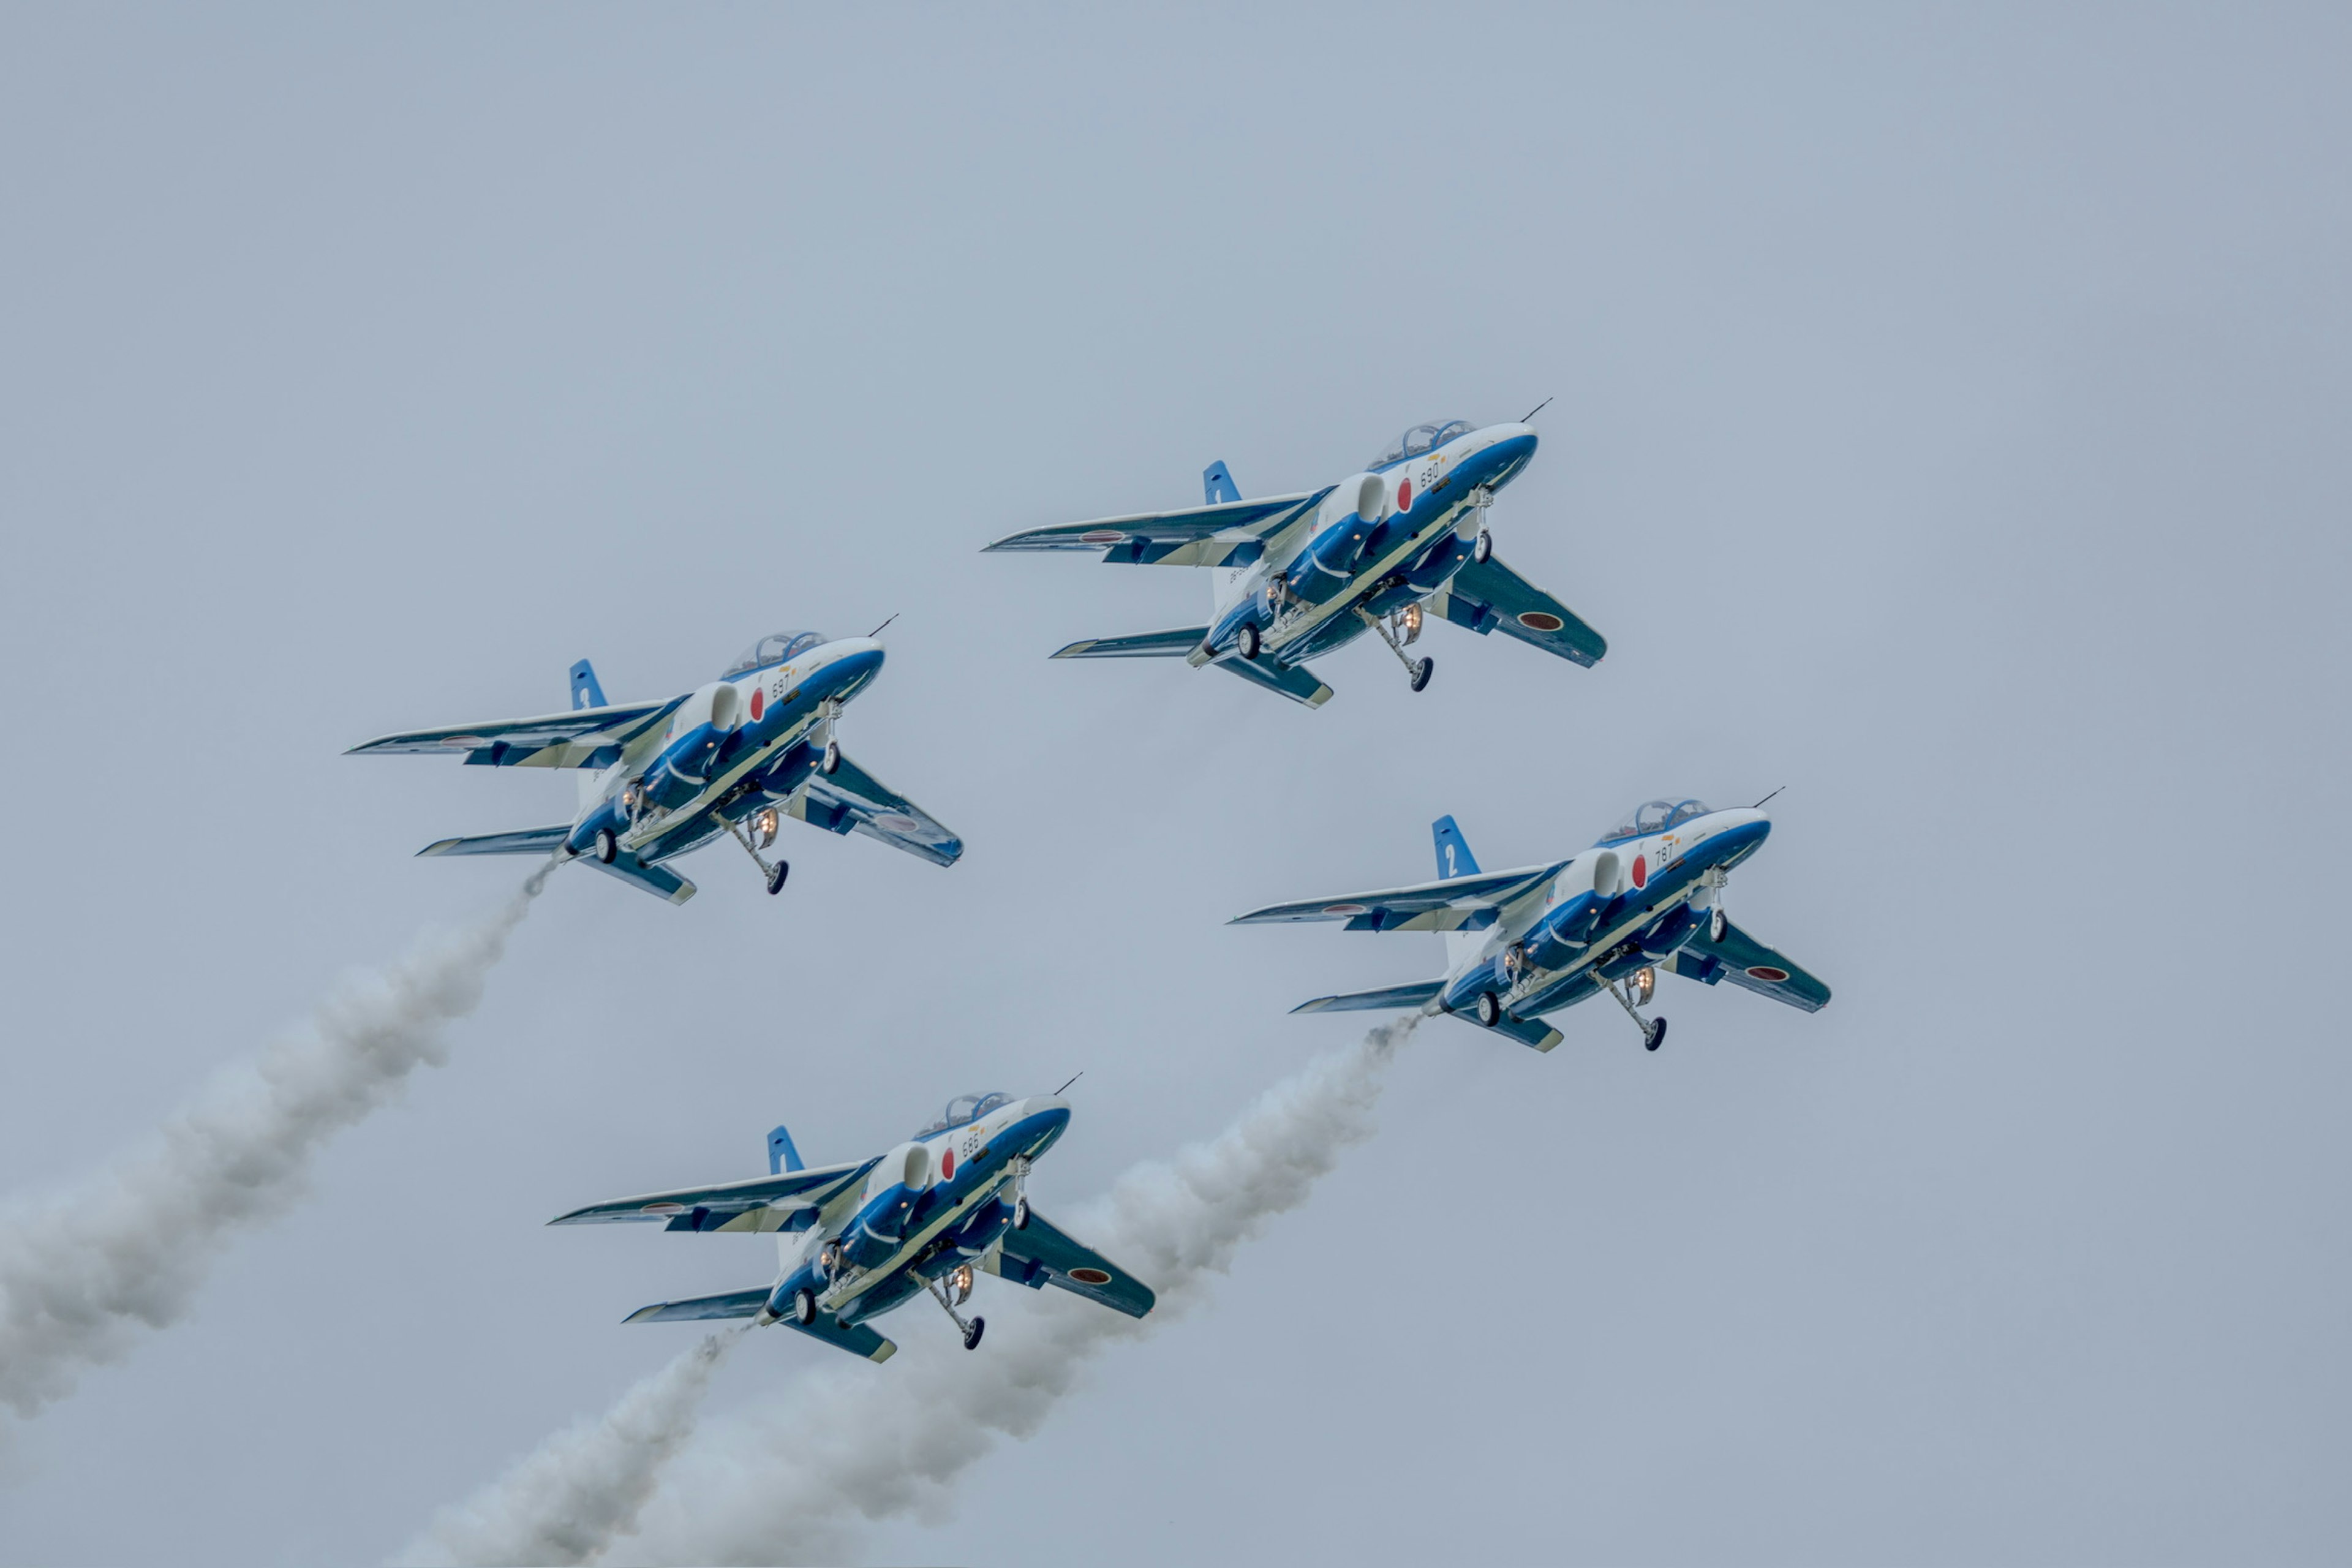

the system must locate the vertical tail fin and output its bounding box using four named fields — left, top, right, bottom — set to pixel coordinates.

left=1433, top=816, right=1487, bottom=971
left=570, top=659, right=607, bottom=710
left=768, top=1125, right=804, bottom=1175
left=572, top=659, right=612, bottom=814
left=1206, top=460, right=1253, bottom=612
left=1432, top=815, right=1481, bottom=880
